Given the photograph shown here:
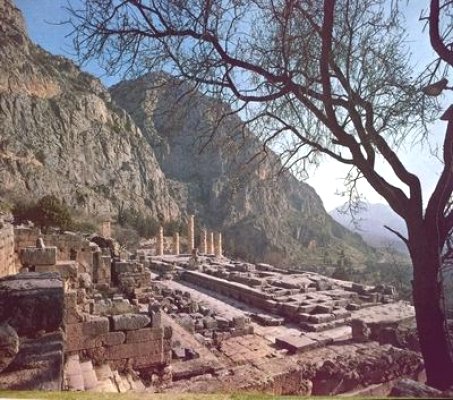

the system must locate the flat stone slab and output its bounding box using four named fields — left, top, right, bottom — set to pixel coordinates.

left=275, top=334, right=317, bottom=353
left=351, top=301, right=415, bottom=325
